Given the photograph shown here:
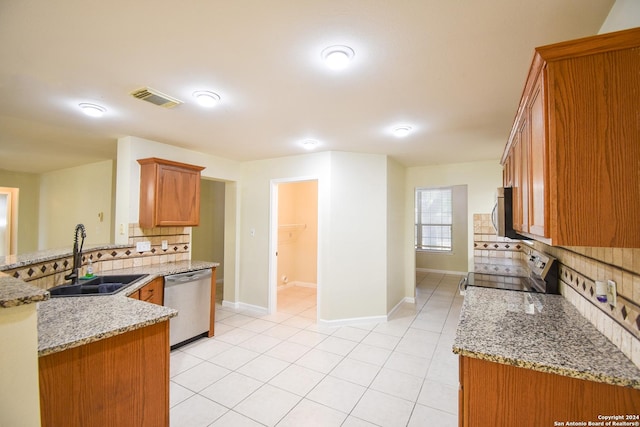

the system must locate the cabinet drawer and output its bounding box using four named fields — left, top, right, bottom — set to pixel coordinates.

left=138, top=277, right=164, bottom=306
